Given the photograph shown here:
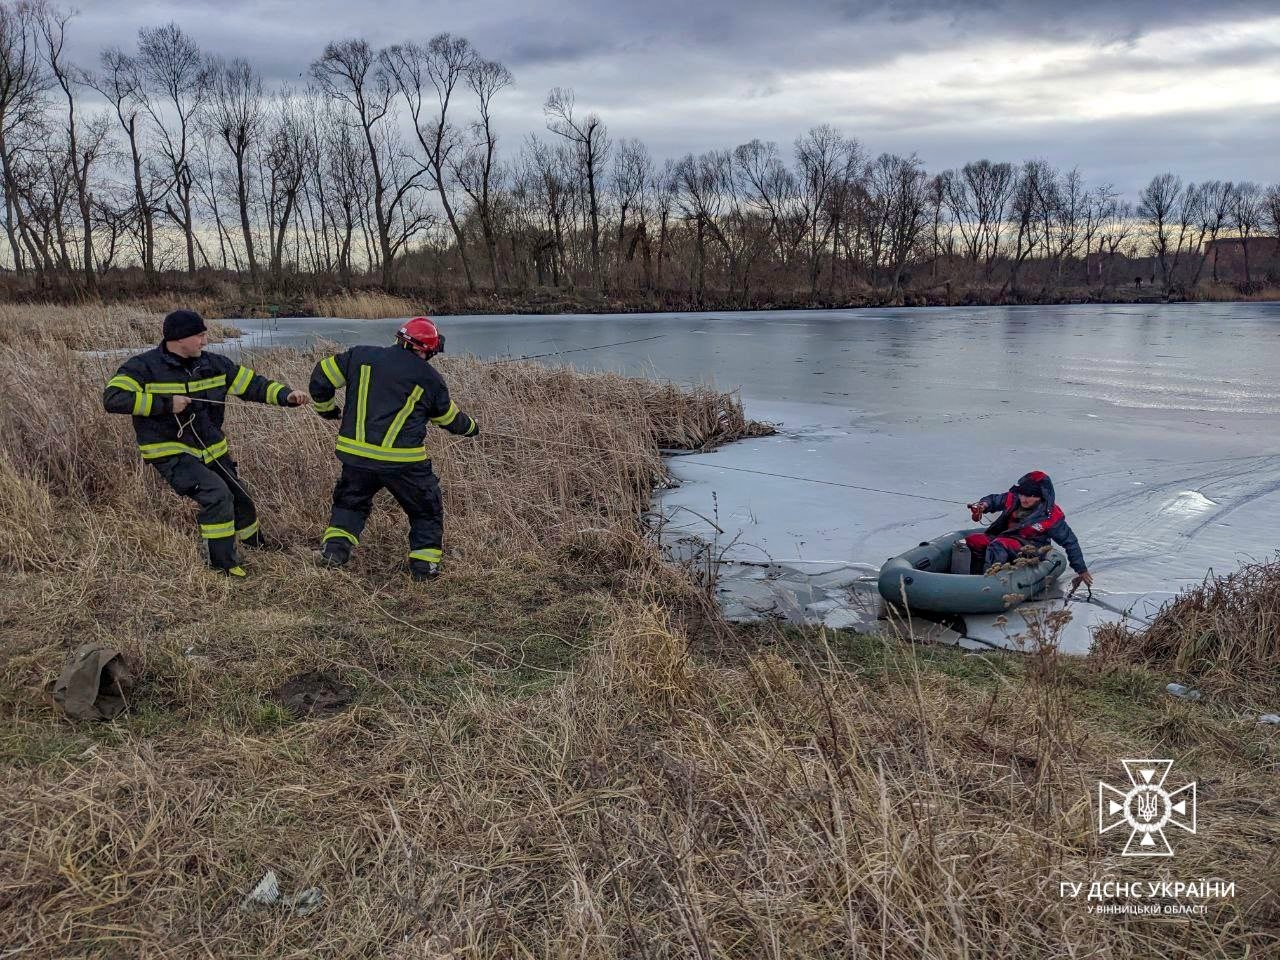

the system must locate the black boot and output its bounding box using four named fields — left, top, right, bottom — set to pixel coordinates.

left=241, top=531, right=273, bottom=550
left=410, top=559, right=440, bottom=581
left=320, top=541, right=351, bottom=567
